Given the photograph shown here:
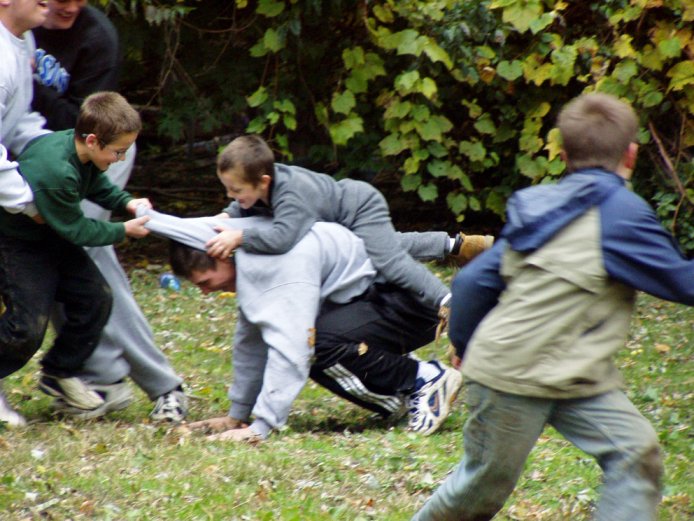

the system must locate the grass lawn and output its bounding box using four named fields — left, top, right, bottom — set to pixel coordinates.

left=1, top=263, right=692, bottom=520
